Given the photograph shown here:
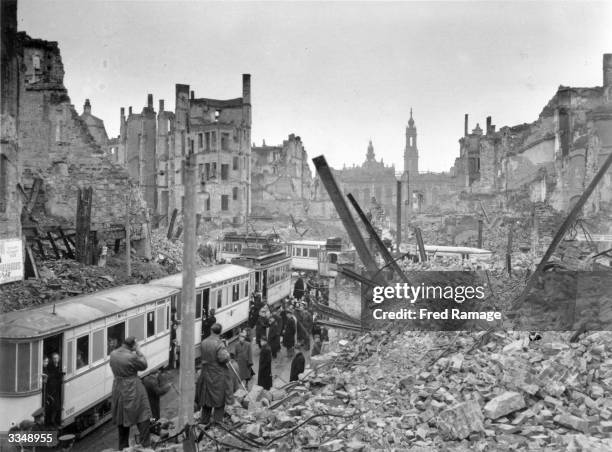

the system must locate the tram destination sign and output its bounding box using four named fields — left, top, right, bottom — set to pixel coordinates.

left=0, top=238, right=24, bottom=285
